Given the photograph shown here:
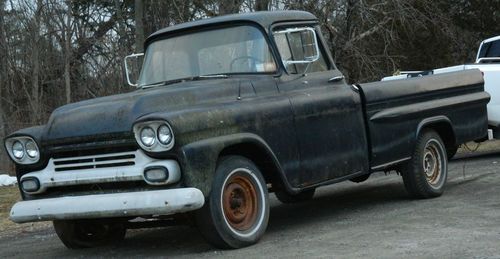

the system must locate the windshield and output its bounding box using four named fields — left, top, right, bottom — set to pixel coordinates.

left=138, top=25, right=276, bottom=86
